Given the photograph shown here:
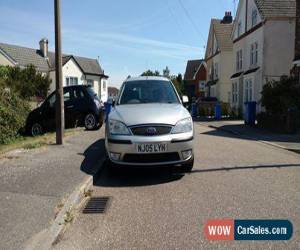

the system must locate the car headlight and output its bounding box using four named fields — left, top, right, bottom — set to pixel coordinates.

left=172, top=117, right=193, bottom=134
left=109, top=119, right=130, bottom=135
